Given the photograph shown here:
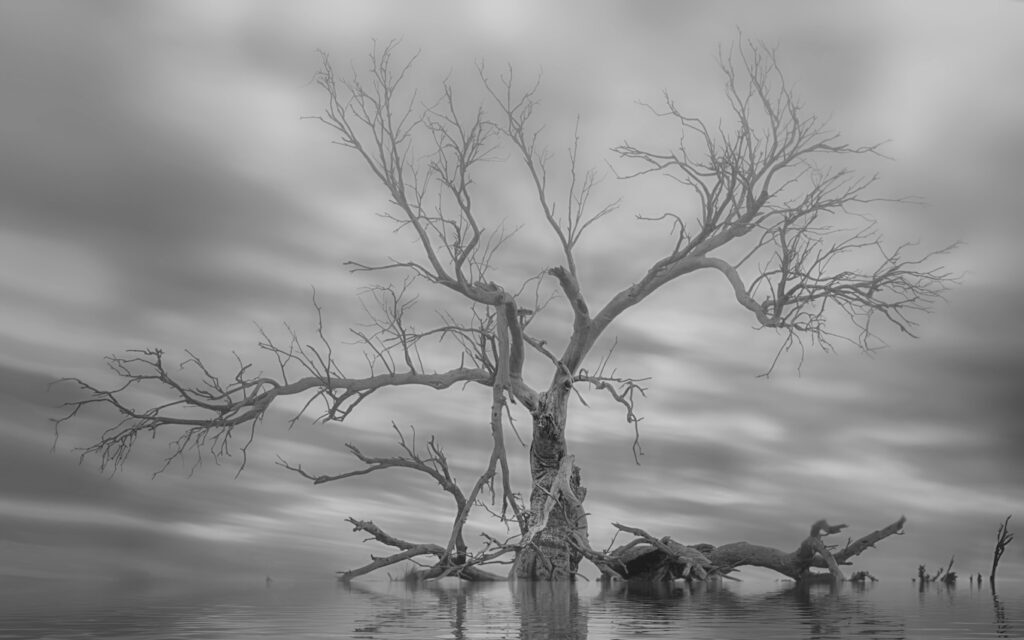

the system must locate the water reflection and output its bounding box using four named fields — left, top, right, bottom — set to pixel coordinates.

left=335, top=578, right=970, bottom=640
left=340, top=579, right=485, bottom=638
left=992, top=588, right=1012, bottom=638
left=597, top=579, right=908, bottom=639
left=3, top=576, right=1019, bottom=639
left=340, top=579, right=590, bottom=639
left=775, top=582, right=905, bottom=639
left=514, top=581, right=588, bottom=639
left=594, top=580, right=711, bottom=637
